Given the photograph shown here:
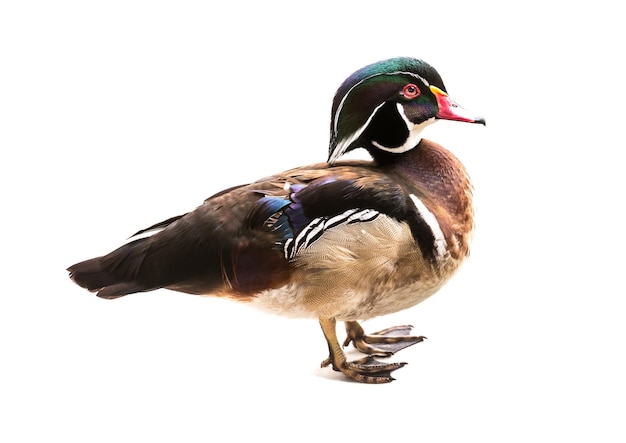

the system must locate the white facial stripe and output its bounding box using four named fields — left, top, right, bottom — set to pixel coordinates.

left=329, top=102, right=386, bottom=163
left=333, top=70, right=429, bottom=135
left=330, top=70, right=432, bottom=162
left=409, top=194, right=447, bottom=259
